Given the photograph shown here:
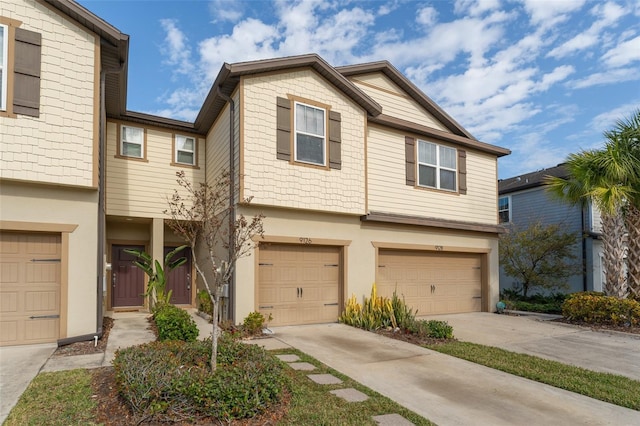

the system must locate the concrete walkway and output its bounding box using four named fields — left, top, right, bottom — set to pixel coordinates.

left=271, top=323, right=640, bottom=426
left=420, top=312, right=640, bottom=380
